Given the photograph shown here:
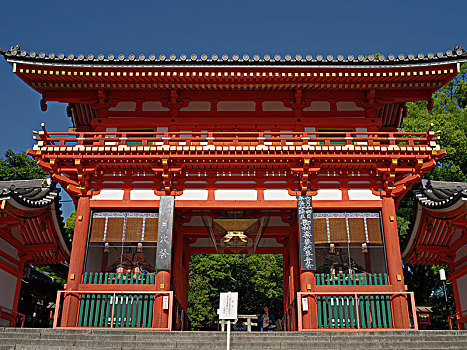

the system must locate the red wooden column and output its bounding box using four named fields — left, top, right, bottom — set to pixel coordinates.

left=299, top=270, right=317, bottom=329
left=10, top=258, right=25, bottom=327
left=283, top=249, right=290, bottom=317
left=153, top=196, right=174, bottom=329
left=288, top=229, right=300, bottom=304
left=61, top=196, right=90, bottom=327
left=381, top=196, right=410, bottom=328
left=449, top=261, right=463, bottom=328
left=171, top=229, right=184, bottom=311
left=181, top=246, right=190, bottom=311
